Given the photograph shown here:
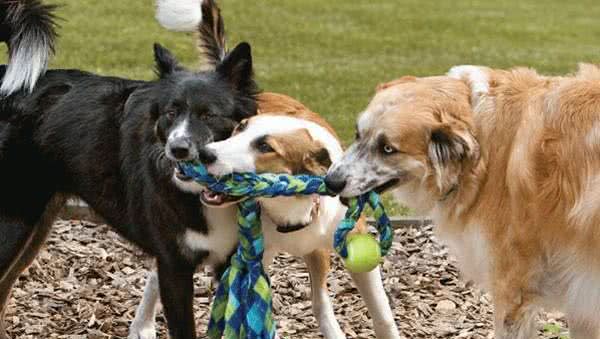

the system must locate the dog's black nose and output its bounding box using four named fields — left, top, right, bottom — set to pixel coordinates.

left=169, top=139, right=192, bottom=160
left=198, top=147, right=217, bottom=165
left=171, top=146, right=190, bottom=160
left=171, top=147, right=189, bottom=160
left=325, top=175, right=347, bottom=194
